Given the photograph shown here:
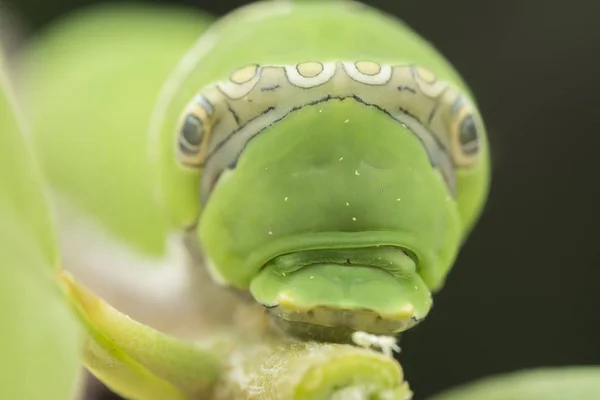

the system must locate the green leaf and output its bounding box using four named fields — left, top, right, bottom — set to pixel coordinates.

left=58, top=272, right=225, bottom=400
left=429, top=367, right=600, bottom=400
left=0, top=50, right=82, bottom=400
left=19, top=3, right=214, bottom=256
